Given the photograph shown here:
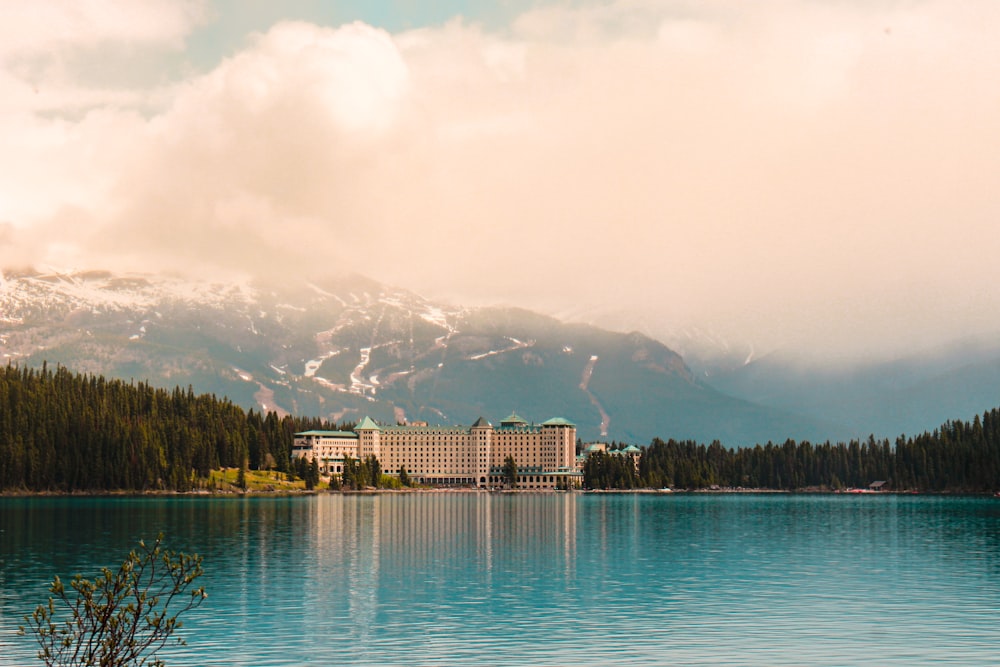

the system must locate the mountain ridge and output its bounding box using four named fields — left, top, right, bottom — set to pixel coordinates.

left=0, top=268, right=837, bottom=445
